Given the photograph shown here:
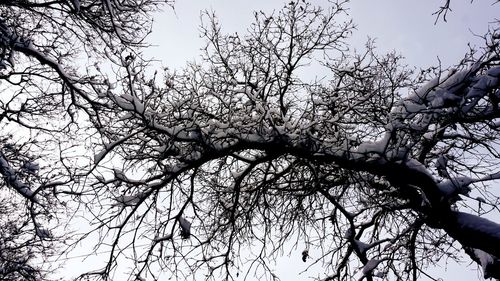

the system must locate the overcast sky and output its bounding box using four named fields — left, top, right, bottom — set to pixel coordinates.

left=146, top=0, right=499, bottom=71
left=66, top=1, right=500, bottom=280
